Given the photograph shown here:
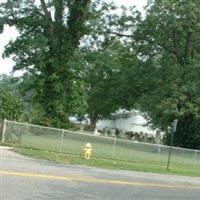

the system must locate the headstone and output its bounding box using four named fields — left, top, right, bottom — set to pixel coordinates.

left=155, top=130, right=161, bottom=144
left=94, top=128, right=100, bottom=136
